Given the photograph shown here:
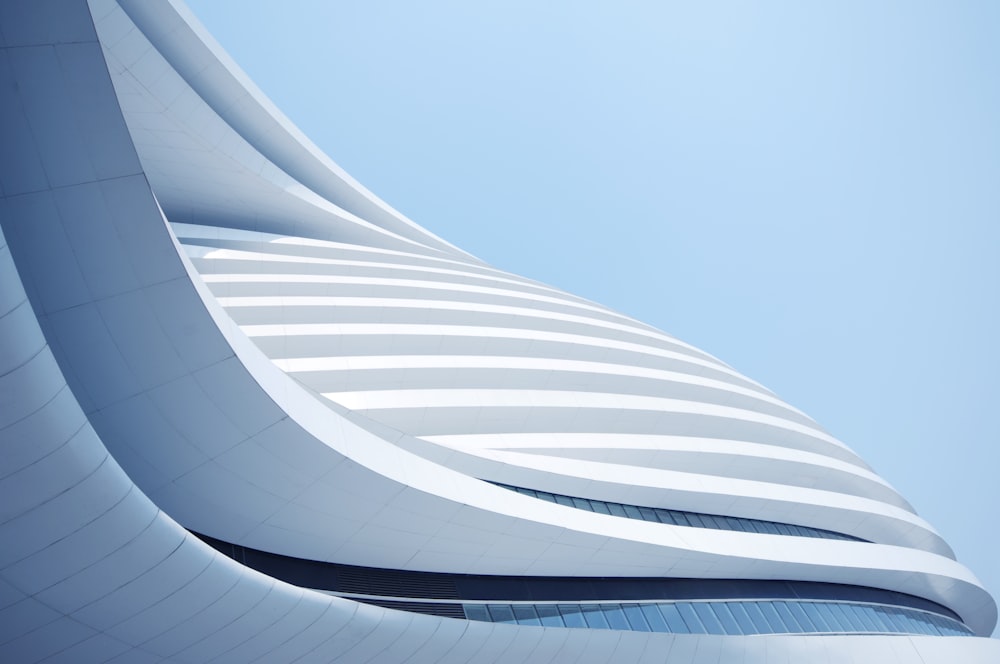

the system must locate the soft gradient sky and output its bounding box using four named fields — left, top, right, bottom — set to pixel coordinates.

left=186, top=0, right=1000, bottom=634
